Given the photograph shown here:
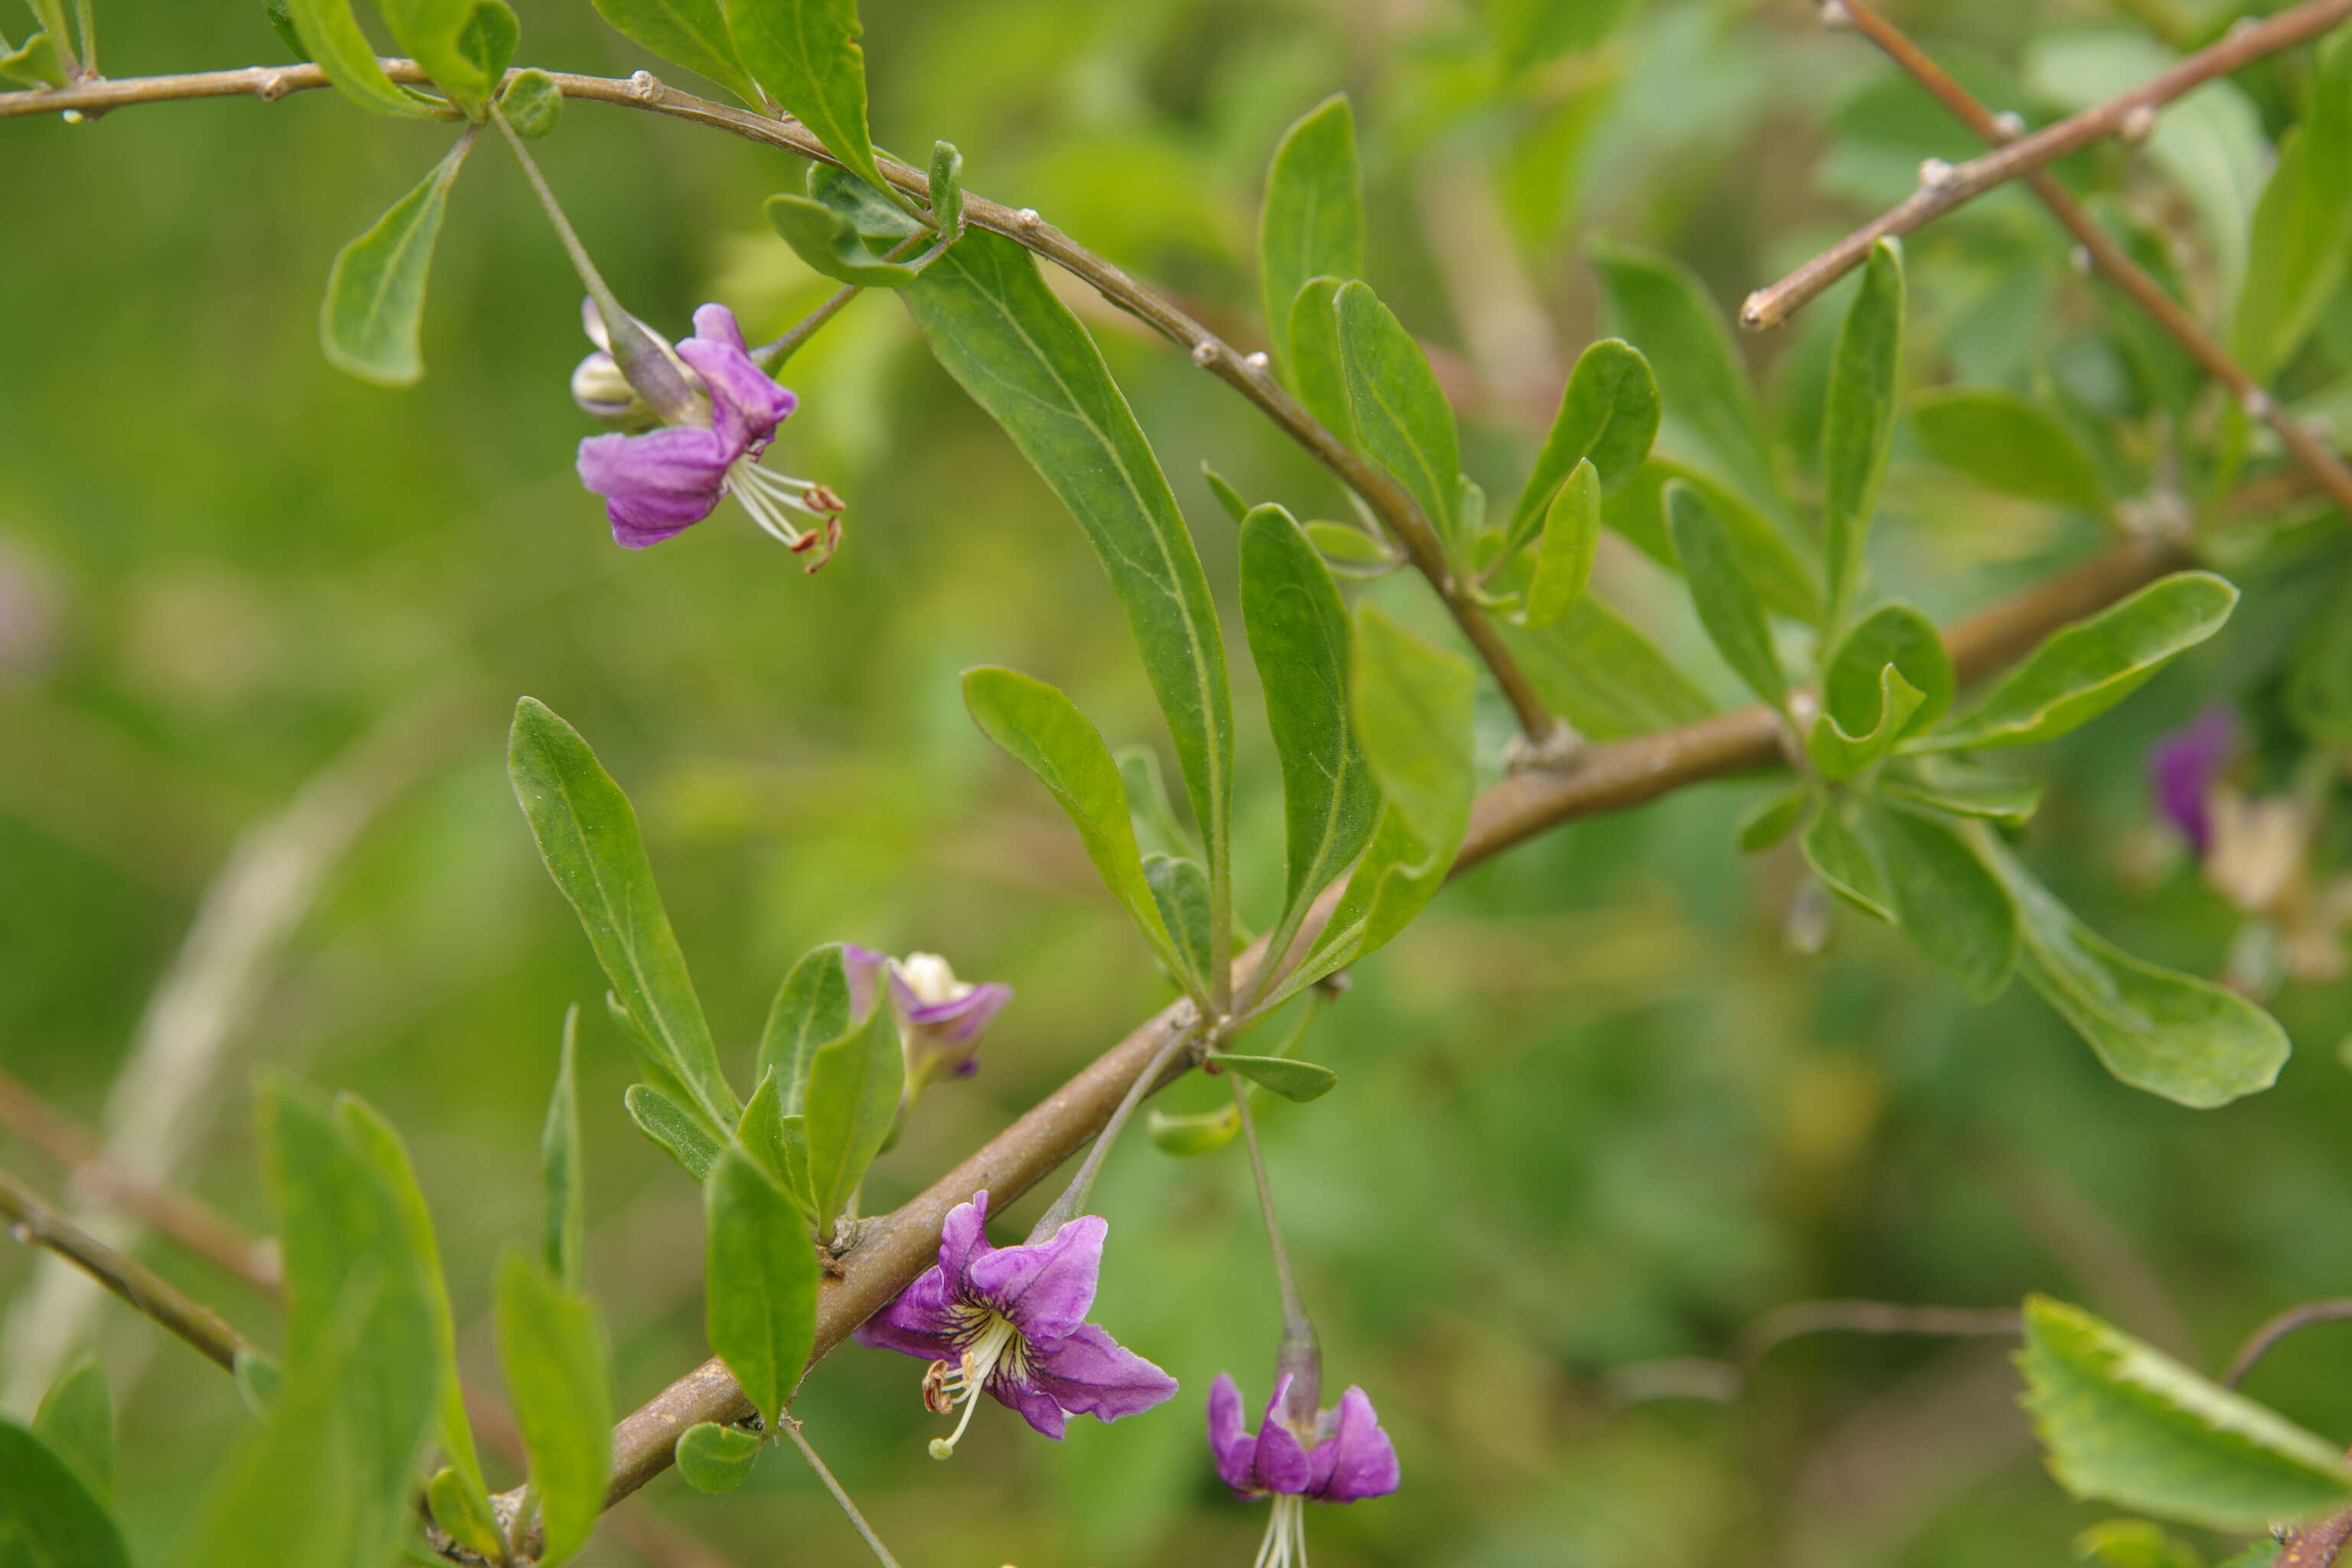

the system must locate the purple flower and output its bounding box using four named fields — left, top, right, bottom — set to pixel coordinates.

left=2149, top=707, right=2238, bottom=854
left=573, top=302, right=843, bottom=560
left=1209, top=1374, right=1399, bottom=1567
left=851, top=1190, right=1177, bottom=1455
left=842, top=946, right=1013, bottom=1087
